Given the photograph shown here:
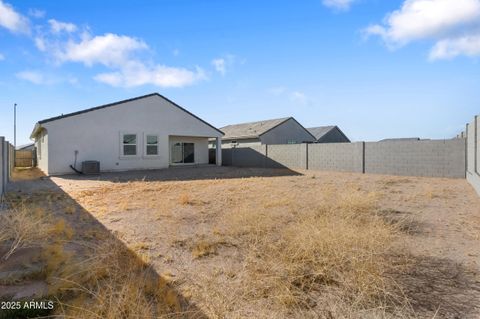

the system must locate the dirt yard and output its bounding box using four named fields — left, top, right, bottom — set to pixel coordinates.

left=3, top=166, right=480, bottom=318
